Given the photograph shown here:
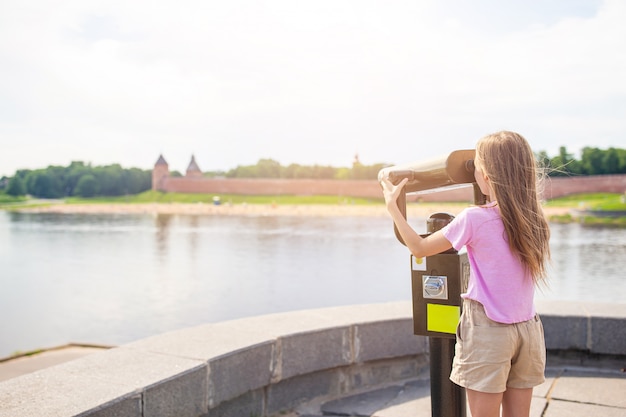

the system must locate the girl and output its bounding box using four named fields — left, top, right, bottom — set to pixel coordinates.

left=381, top=131, right=550, bottom=417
